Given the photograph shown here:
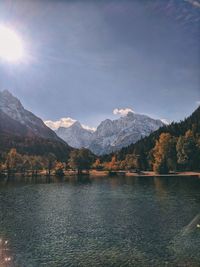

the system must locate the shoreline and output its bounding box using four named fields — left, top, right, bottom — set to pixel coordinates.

left=124, top=171, right=200, bottom=178
left=91, top=170, right=200, bottom=178
left=1, top=170, right=200, bottom=179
